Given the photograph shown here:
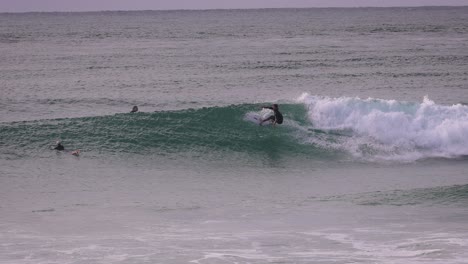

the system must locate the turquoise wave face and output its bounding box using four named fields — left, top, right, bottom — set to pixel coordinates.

left=0, top=104, right=335, bottom=160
